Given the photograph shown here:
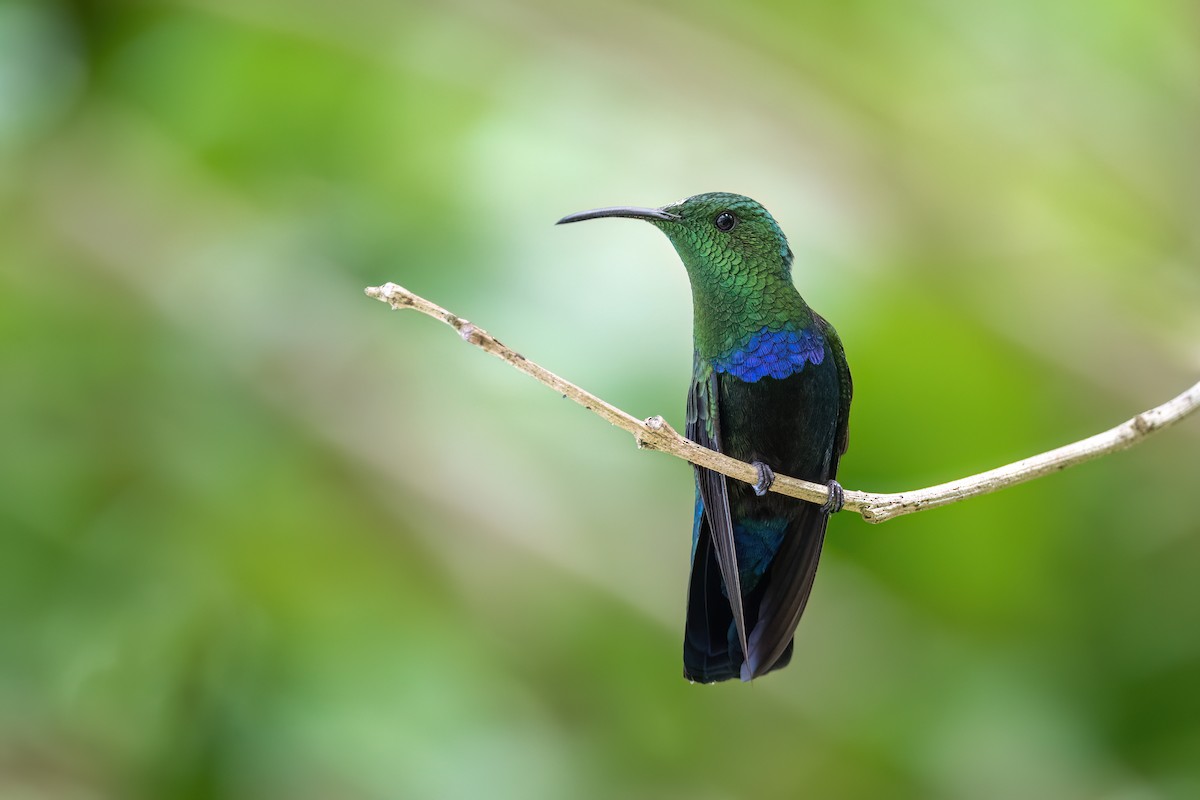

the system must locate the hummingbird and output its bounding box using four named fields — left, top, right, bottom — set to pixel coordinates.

left=558, top=193, right=852, bottom=682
